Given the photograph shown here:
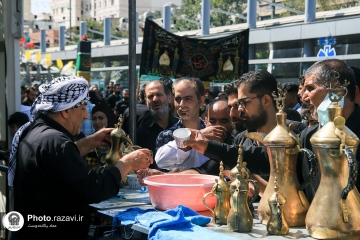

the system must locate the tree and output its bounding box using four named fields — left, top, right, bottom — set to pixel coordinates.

left=281, top=0, right=353, bottom=17
left=173, top=0, right=246, bottom=31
